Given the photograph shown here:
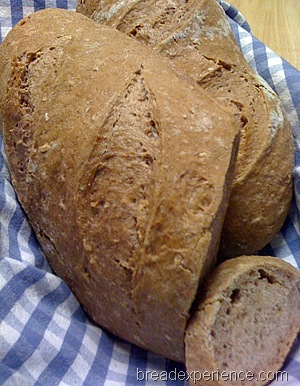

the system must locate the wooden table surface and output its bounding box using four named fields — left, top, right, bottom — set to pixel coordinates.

left=227, top=0, right=300, bottom=70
